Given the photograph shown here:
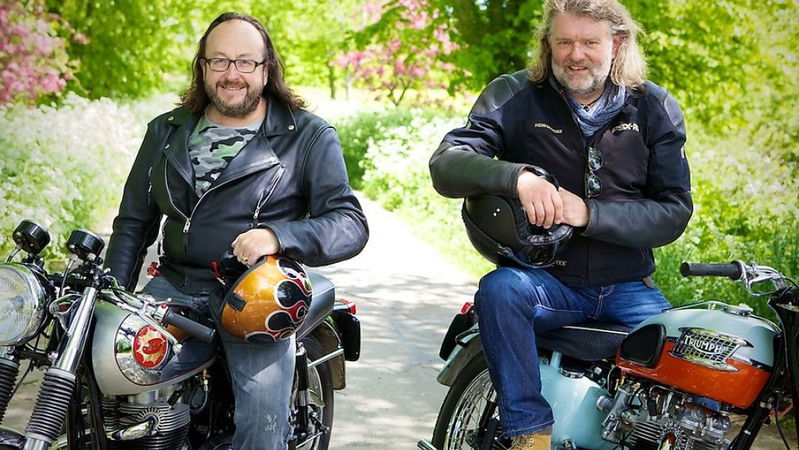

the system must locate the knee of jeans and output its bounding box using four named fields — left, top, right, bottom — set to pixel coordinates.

left=475, top=268, right=530, bottom=313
